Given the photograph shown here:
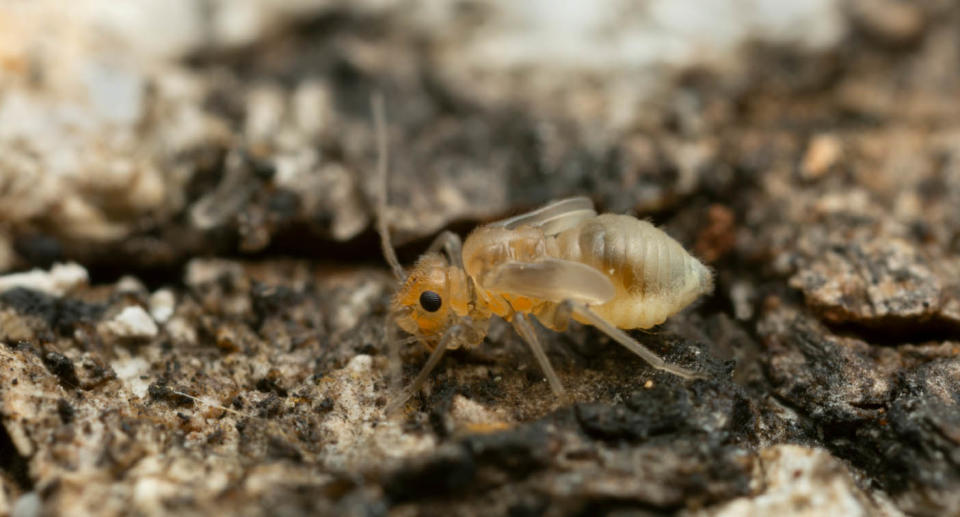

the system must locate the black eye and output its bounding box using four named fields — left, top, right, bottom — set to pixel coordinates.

left=419, top=291, right=442, bottom=312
